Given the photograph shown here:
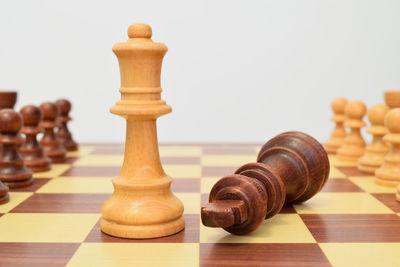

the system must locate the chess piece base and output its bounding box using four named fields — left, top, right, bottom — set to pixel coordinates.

left=4, top=177, right=34, bottom=188
left=64, top=142, right=78, bottom=151
left=47, top=154, right=66, bottom=163
left=0, top=193, right=9, bottom=204
left=23, top=157, right=51, bottom=173
left=374, top=177, right=399, bottom=187
left=101, top=176, right=185, bottom=239
left=100, top=216, right=185, bottom=239
left=357, top=163, right=377, bottom=174
left=324, top=143, right=340, bottom=154
left=375, top=166, right=400, bottom=187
